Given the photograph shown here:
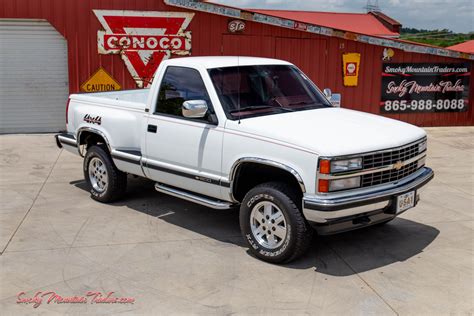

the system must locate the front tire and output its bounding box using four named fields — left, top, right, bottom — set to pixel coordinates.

left=83, top=145, right=127, bottom=203
left=240, top=182, right=313, bottom=263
